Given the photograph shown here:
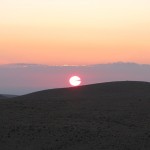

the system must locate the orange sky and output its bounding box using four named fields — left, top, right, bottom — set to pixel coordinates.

left=0, top=0, right=150, bottom=65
